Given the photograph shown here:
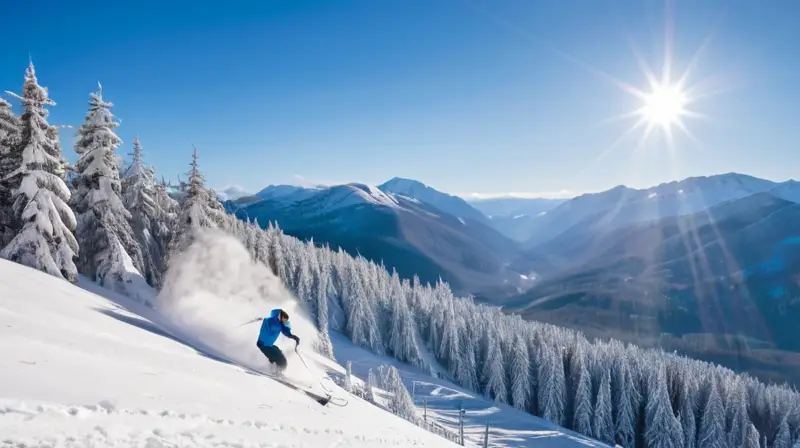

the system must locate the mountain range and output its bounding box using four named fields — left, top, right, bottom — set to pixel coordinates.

left=225, top=172, right=800, bottom=383
left=227, top=181, right=531, bottom=298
